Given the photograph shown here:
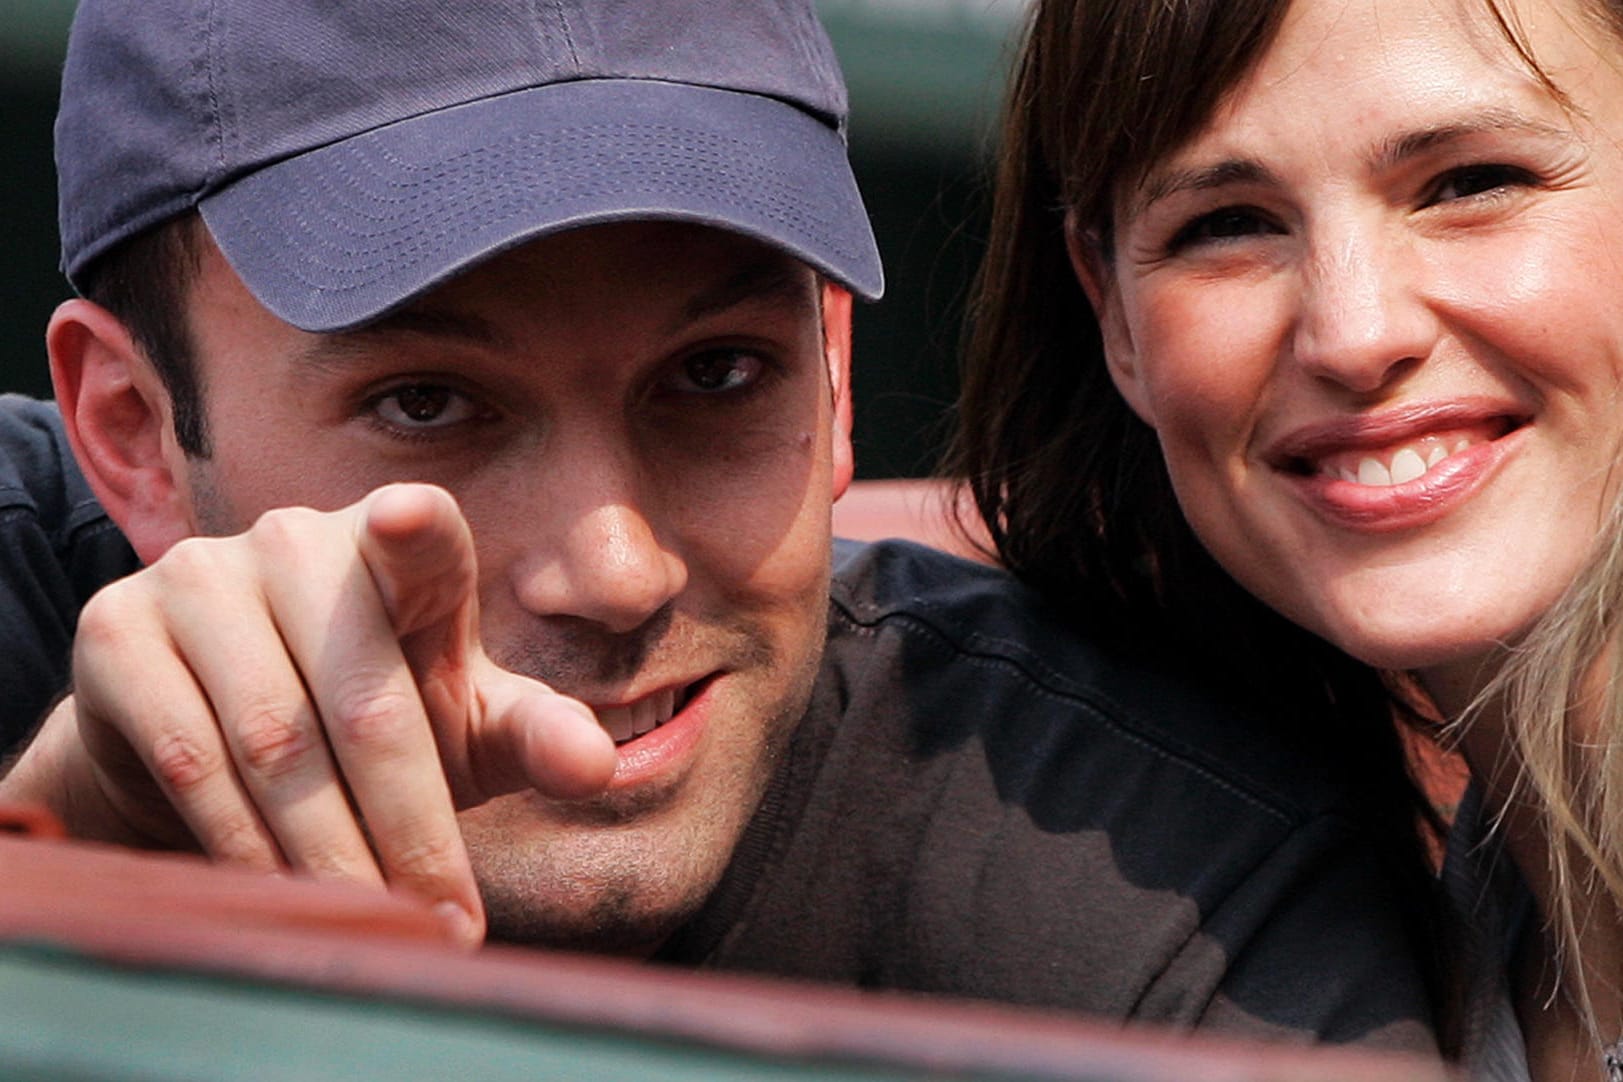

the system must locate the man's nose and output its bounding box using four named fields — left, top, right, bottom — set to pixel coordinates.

left=1290, top=223, right=1439, bottom=394
left=507, top=452, right=688, bottom=635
